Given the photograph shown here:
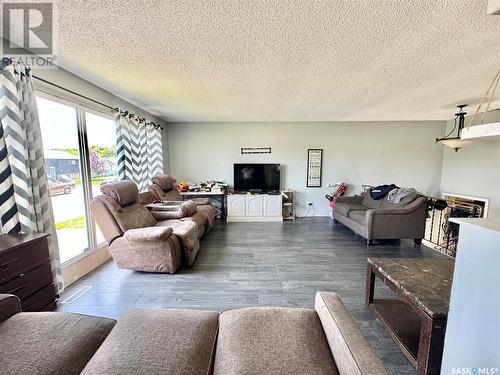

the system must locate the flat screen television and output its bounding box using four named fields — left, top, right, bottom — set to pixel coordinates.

left=234, top=163, right=280, bottom=193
